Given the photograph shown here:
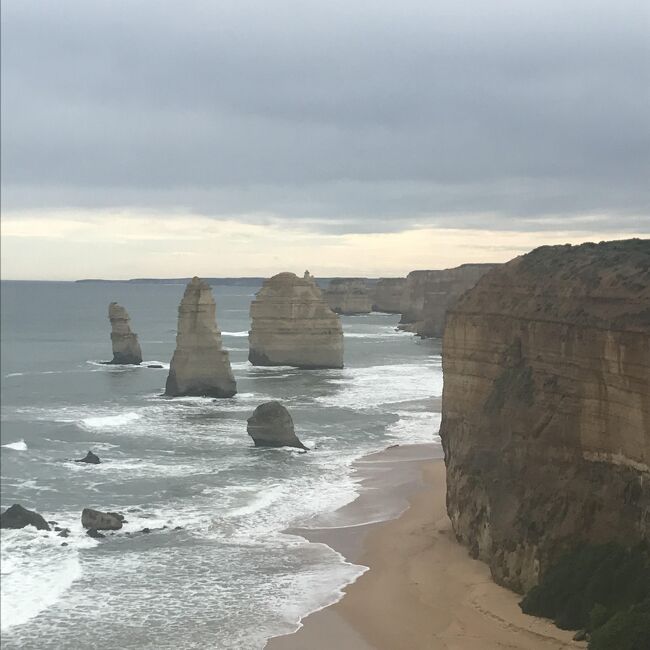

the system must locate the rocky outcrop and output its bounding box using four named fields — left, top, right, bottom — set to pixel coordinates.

left=76, top=451, right=100, bottom=464
left=440, top=239, right=650, bottom=594
left=249, top=272, right=344, bottom=369
left=399, top=264, right=496, bottom=335
left=81, top=508, right=124, bottom=530
left=247, top=401, right=307, bottom=450
left=165, top=277, right=237, bottom=398
left=108, top=302, right=143, bottom=364
left=324, top=278, right=372, bottom=314
left=0, top=504, right=50, bottom=530
left=371, top=278, right=406, bottom=313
